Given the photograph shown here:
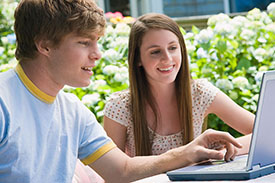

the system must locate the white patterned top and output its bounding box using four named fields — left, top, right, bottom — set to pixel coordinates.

left=104, top=79, right=219, bottom=157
